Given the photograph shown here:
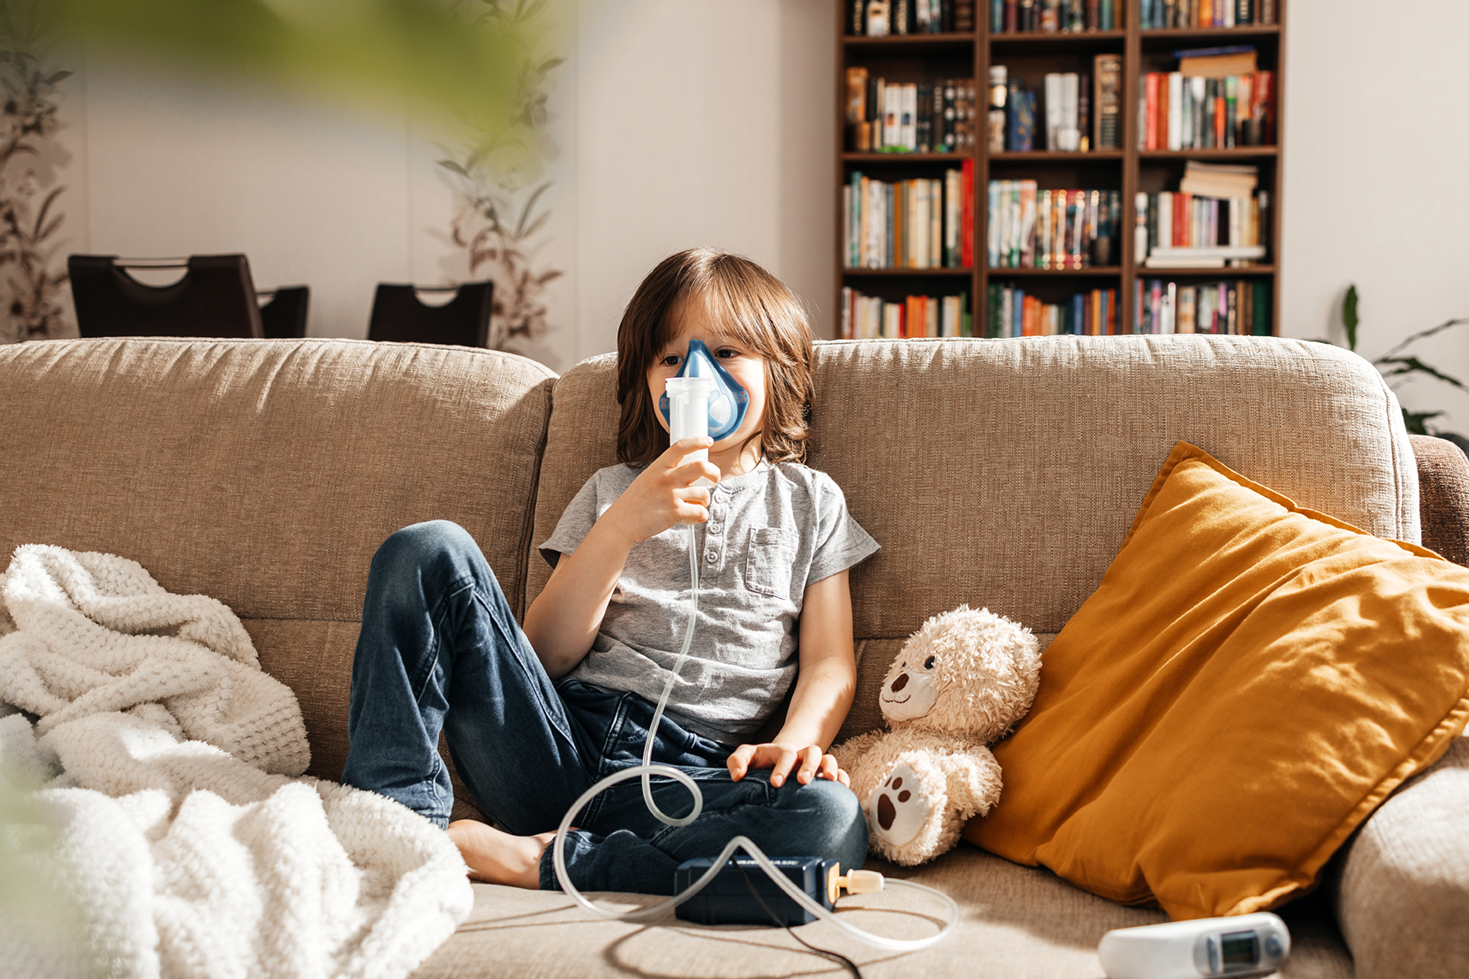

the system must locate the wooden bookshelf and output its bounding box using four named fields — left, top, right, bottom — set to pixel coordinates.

left=835, top=1, right=1285, bottom=339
